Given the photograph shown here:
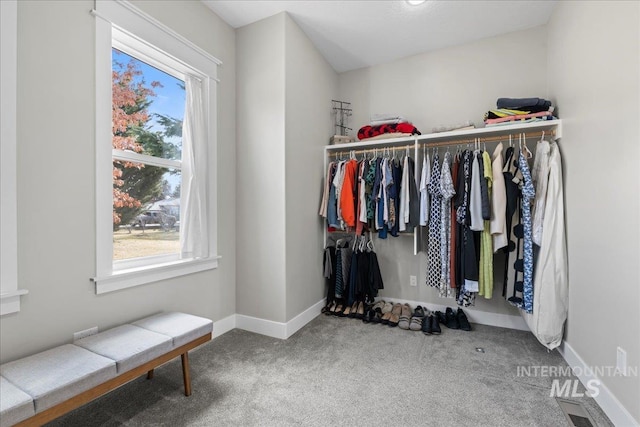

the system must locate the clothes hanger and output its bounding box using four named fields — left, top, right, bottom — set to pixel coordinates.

left=522, top=133, right=533, bottom=159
